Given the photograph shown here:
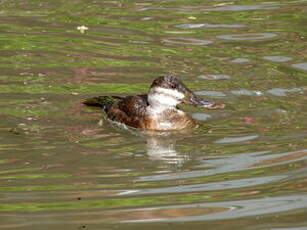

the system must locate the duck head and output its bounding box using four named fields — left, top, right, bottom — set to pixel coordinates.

left=148, top=75, right=223, bottom=109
